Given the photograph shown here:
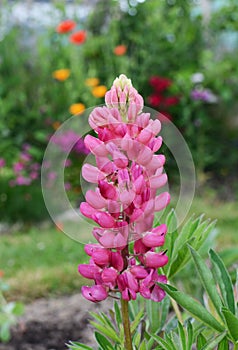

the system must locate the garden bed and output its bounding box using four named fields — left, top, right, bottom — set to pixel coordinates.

left=0, top=293, right=111, bottom=350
